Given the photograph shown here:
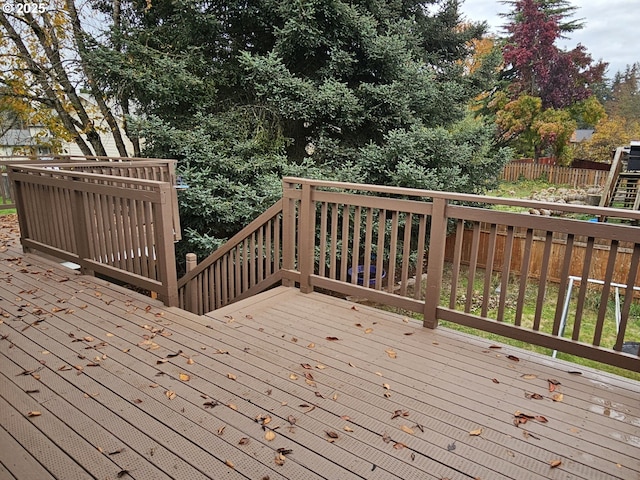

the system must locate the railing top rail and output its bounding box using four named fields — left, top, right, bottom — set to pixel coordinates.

left=0, top=155, right=176, bottom=163
left=8, top=164, right=171, bottom=189
left=282, top=177, right=640, bottom=221
left=17, top=160, right=177, bottom=168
